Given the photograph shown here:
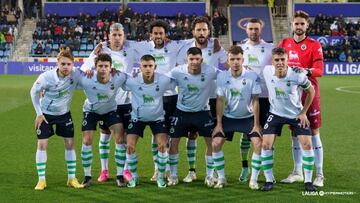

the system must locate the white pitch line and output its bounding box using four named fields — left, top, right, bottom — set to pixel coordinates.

left=335, top=86, right=360, bottom=94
